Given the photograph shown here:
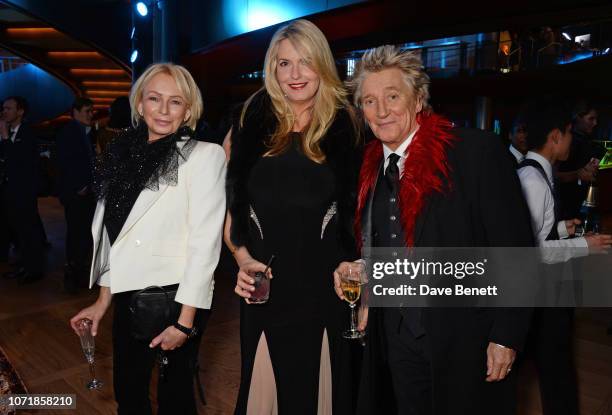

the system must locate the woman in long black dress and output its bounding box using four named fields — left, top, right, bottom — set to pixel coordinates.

left=224, top=19, right=362, bottom=415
